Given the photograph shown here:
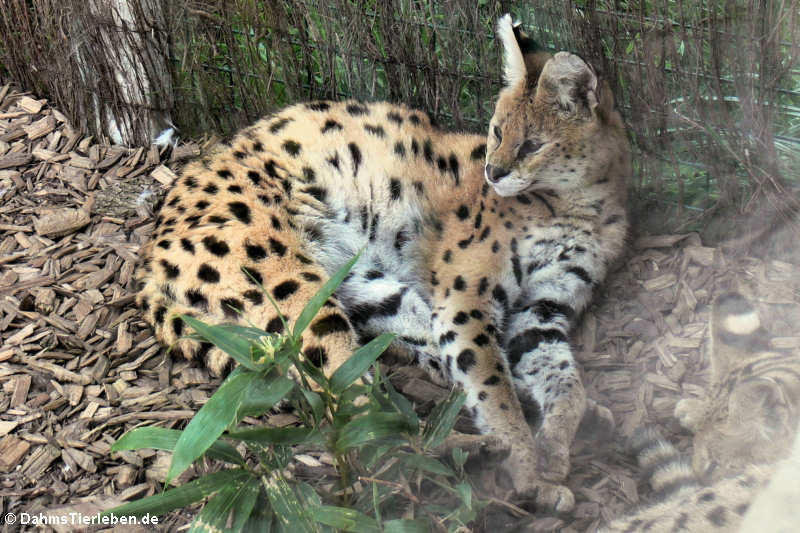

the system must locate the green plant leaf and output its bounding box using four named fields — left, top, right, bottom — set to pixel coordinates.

left=455, top=481, right=472, bottom=509
left=263, top=473, right=320, bottom=533
left=292, top=251, right=361, bottom=341
left=237, top=374, right=295, bottom=420
left=181, top=315, right=259, bottom=370
left=384, top=378, right=419, bottom=432
left=241, top=489, right=272, bottom=533
left=226, top=426, right=320, bottom=446
left=330, top=333, right=394, bottom=394
left=103, top=469, right=252, bottom=518
left=335, top=412, right=415, bottom=452
left=112, top=427, right=244, bottom=466
left=399, top=453, right=455, bottom=477
left=189, top=475, right=261, bottom=533
left=167, top=372, right=258, bottom=484
left=422, top=389, right=466, bottom=450
left=382, top=519, right=430, bottom=533
left=307, top=506, right=380, bottom=533
left=298, top=388, right=325, bottom=425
